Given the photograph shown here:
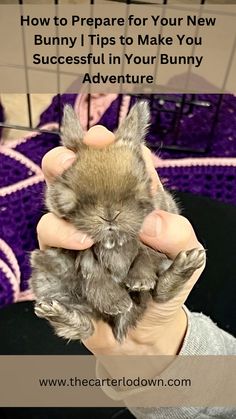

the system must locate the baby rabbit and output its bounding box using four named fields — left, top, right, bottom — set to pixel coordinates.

left=30, top=102, right=205, bottom=342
